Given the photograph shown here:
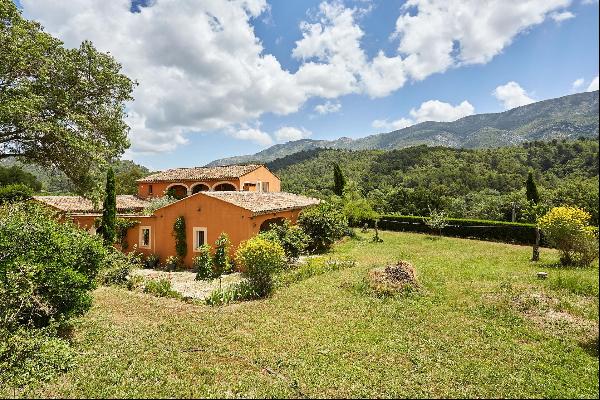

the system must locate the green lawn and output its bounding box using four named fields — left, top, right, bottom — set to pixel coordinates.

left=19, top=231, right=600, bottom=398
